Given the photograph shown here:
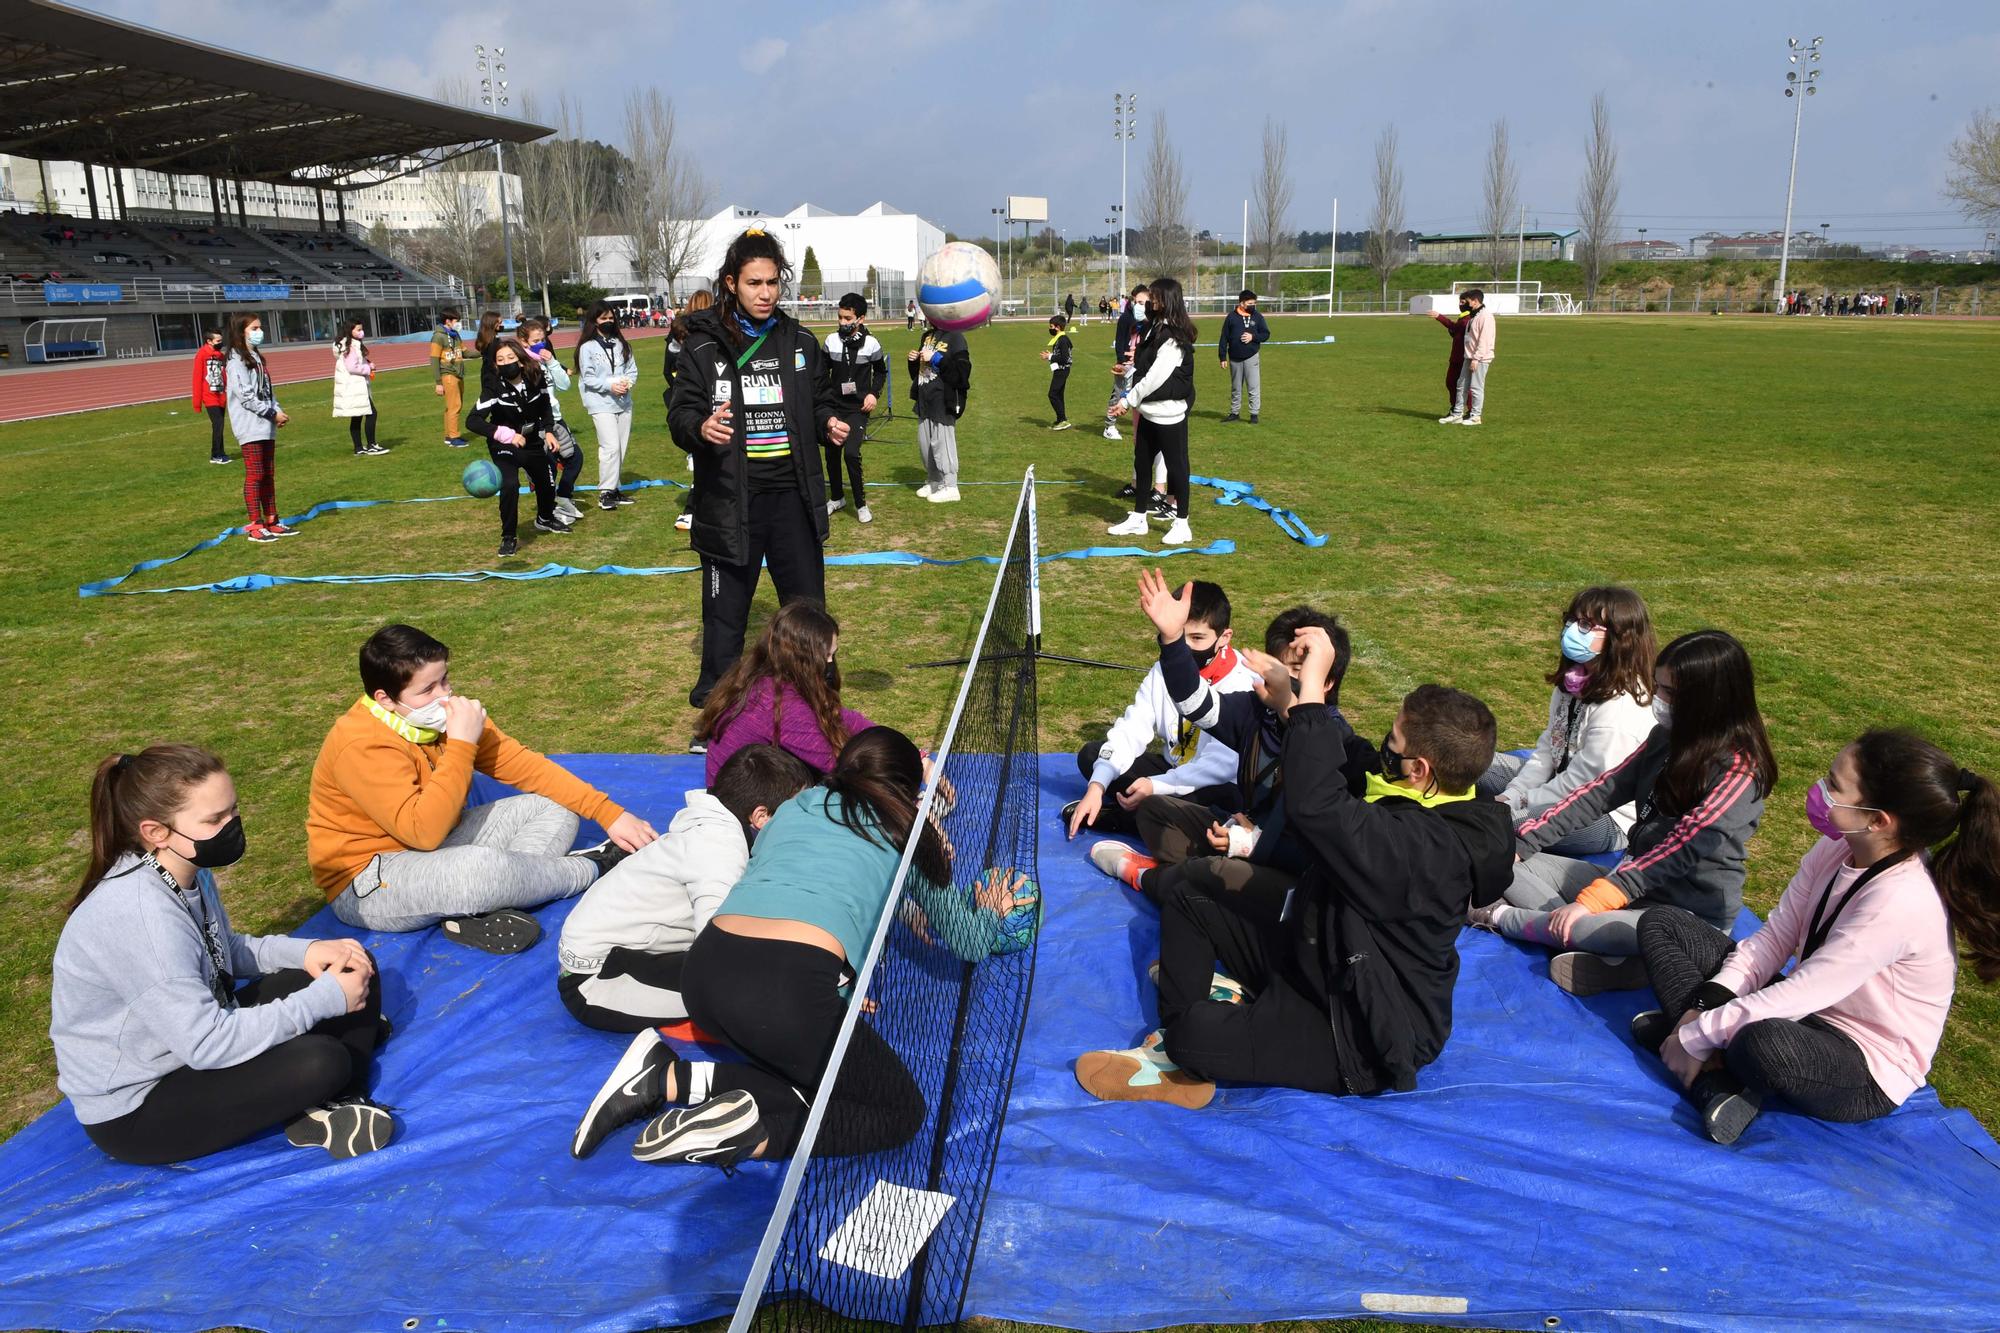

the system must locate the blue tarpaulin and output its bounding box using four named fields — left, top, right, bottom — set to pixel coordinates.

left=1, top=754, right=1997, bottom=1332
